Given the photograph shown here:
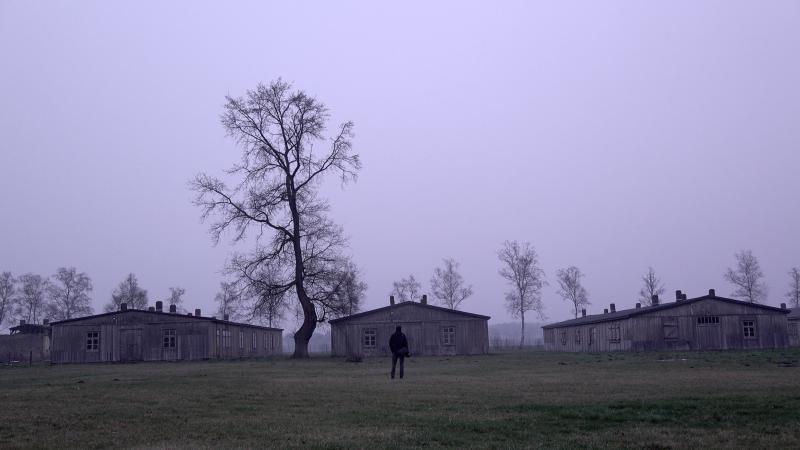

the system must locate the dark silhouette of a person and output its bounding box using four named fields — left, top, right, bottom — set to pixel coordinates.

left=389, top=325, right=409, bottom=379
